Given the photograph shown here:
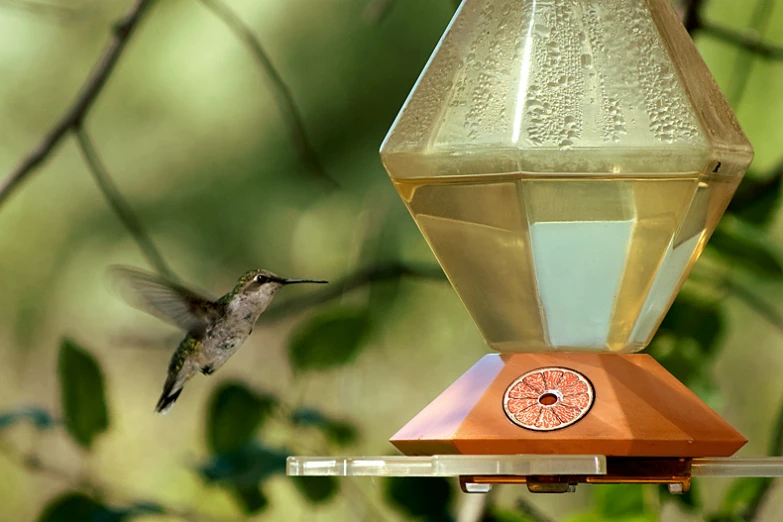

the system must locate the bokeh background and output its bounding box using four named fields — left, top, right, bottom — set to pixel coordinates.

left=1, top=0, right=782, bottom=521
